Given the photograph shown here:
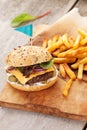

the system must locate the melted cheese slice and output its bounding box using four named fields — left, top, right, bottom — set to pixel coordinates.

left=8, top=67, right=54, bottom=85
